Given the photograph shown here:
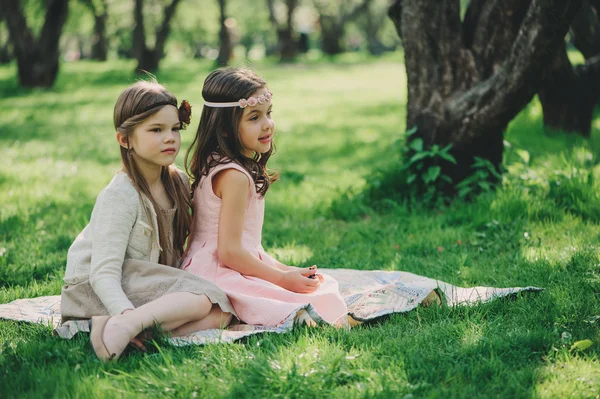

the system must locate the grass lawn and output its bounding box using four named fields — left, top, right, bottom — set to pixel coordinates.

left=1, top=55, right=600, bottom=398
